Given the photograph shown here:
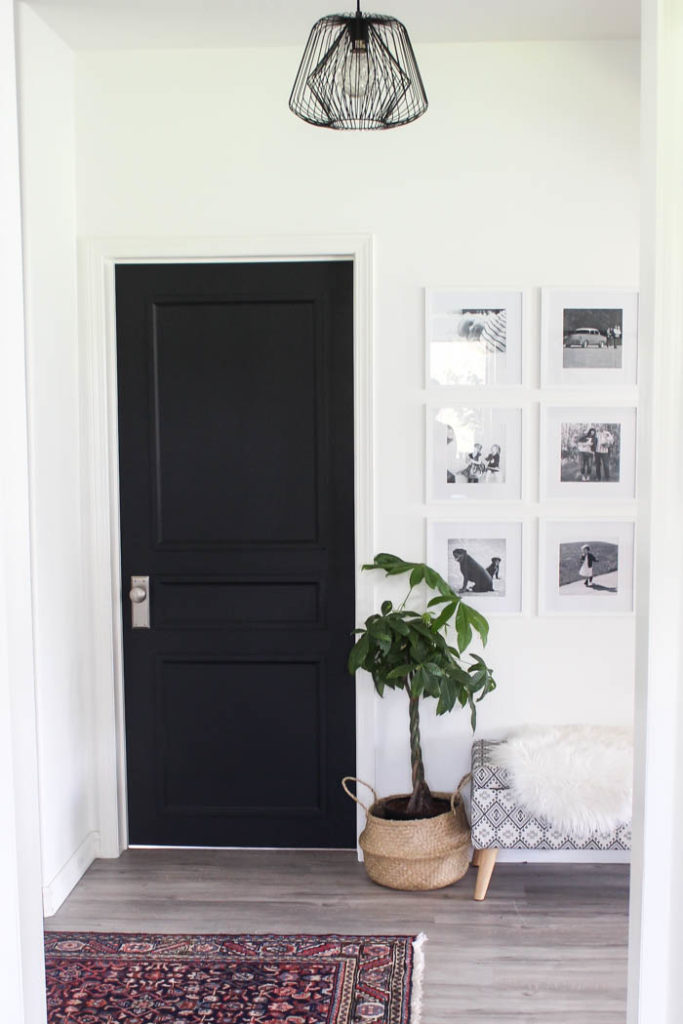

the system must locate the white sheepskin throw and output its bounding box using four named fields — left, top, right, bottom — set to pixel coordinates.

left=496, top=725, right=633, bottom=838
